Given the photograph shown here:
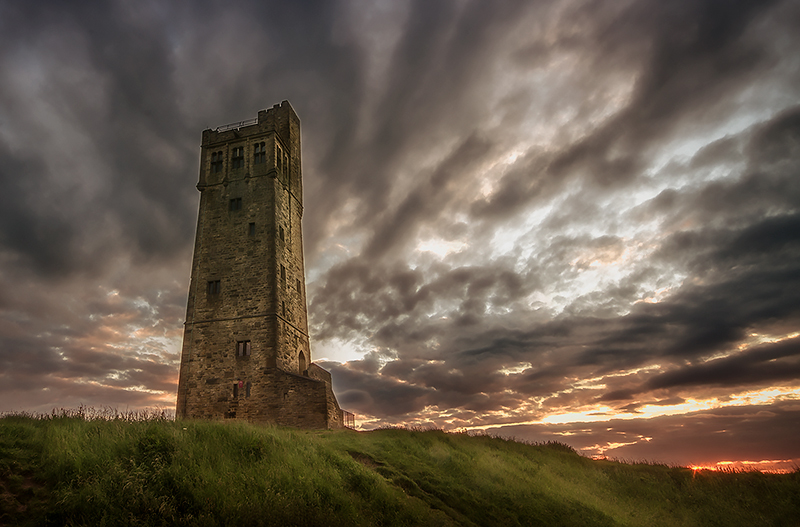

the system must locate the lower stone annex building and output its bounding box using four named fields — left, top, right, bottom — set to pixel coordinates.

left=175, top=101, right=352, bottom=429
